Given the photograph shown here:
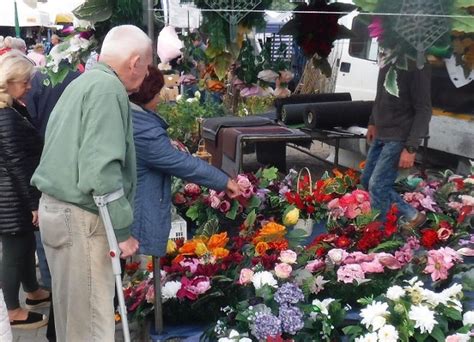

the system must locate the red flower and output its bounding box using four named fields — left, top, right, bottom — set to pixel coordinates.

left=452, top=178, right=465, bottom=191
left=268, top=239, right=289, bottom=251
left=173, top=192, right=186, bottom=205
left=420, top=229, right=439, bottom=249
left=315, top=247, right=327, bottom=257
left=124, top=261, right=140, bottom=275
left=335, top=235, right=352, bottom=249
left=458, top=205, right=472, bottom=224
